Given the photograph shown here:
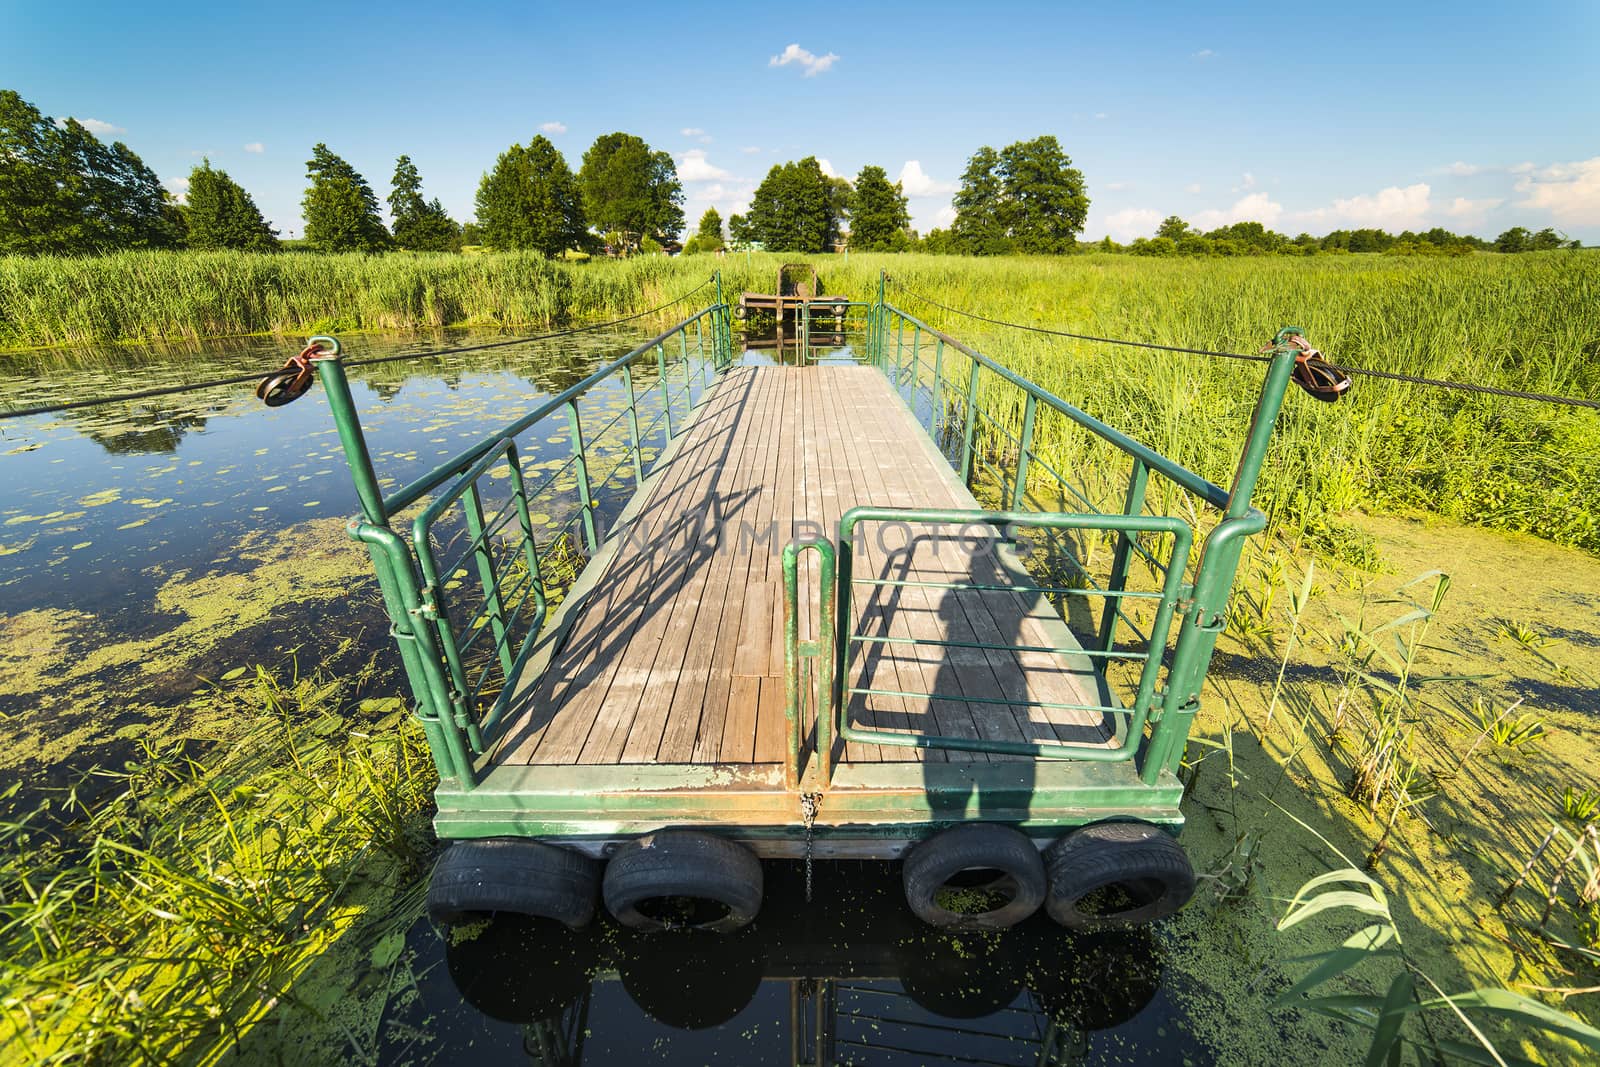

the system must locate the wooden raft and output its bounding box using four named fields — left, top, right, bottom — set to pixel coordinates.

left=492, top=365, right=1115, bottom=771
